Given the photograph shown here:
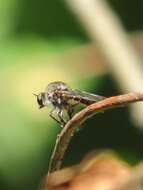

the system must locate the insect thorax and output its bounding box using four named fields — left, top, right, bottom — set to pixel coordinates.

left=45, top=81, right=70, bottom=93
left=44, top=82, right=71, bottom=108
